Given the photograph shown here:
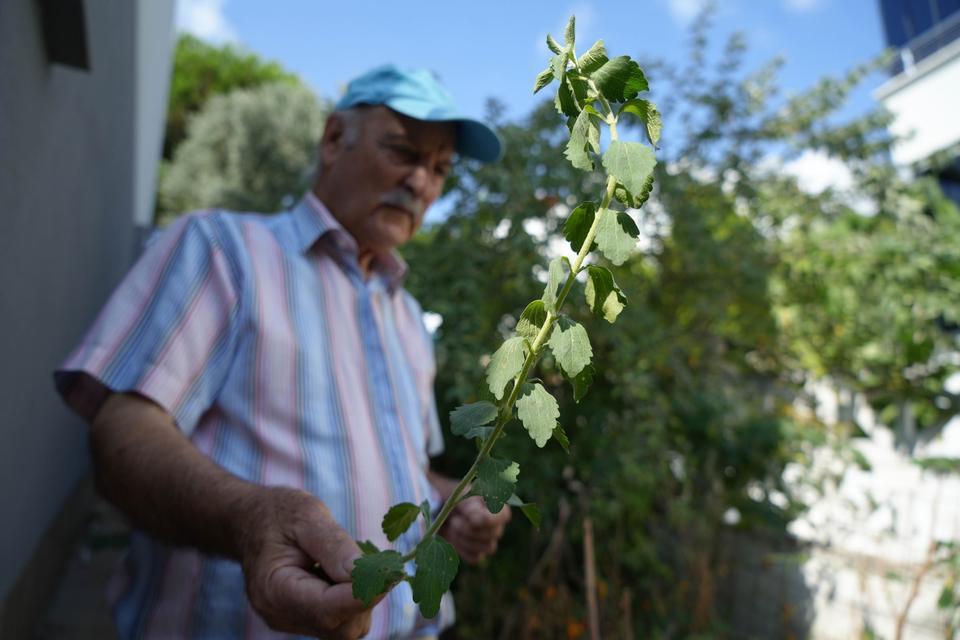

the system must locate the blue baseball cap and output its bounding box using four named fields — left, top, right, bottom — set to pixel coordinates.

left=335, top=64, right=502, bottom=163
